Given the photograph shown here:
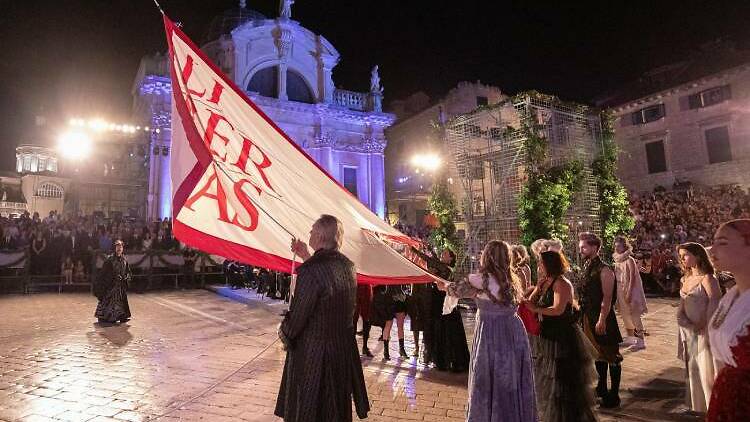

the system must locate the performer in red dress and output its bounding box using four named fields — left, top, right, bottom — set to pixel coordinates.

left=707, top=219, right=750, bottom=421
